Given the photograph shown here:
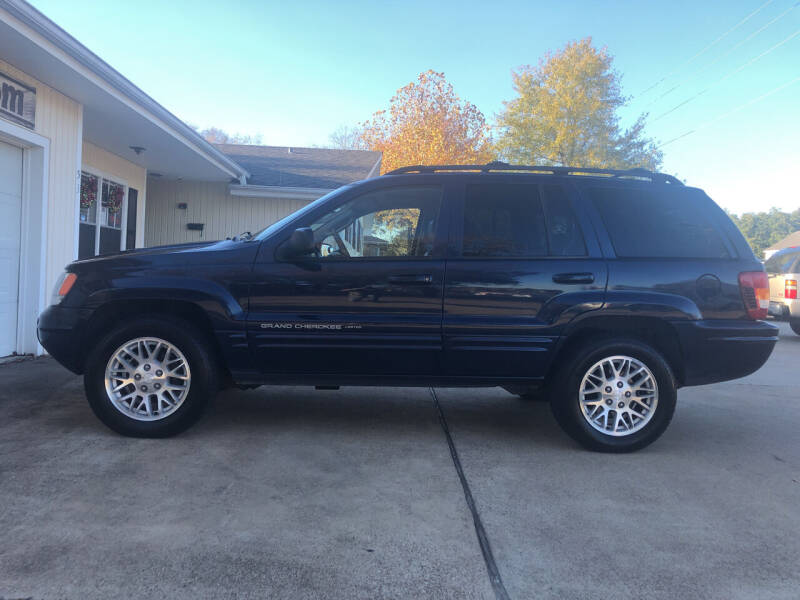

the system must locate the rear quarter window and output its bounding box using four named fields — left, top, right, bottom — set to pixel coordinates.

left=590, top=186, right=730, bottom=259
